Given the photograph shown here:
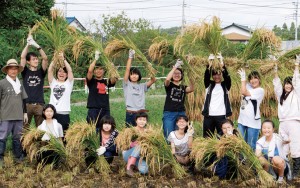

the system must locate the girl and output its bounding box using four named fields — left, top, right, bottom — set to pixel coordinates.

left=163, top=59, right=194, bottom=139
left=95, top=115, right=119, bottom=164
left=219, top=119, right=239, bottom=137
left=202, top=55, right=232, bottom=138
left=48, top=52, right=74, bottom=133
left=123, top=50, right=156, bottom=127
left=37, top=104, right=63, bottom=164
left=273, top=60, right=300, bottom=178
left=167, top=115, right=194, bottom=165
left=122, top=112, right=149, bottom=177
left=237, top=69, right=264, bottom=150
left=255, top=120, right=292, bottom=184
